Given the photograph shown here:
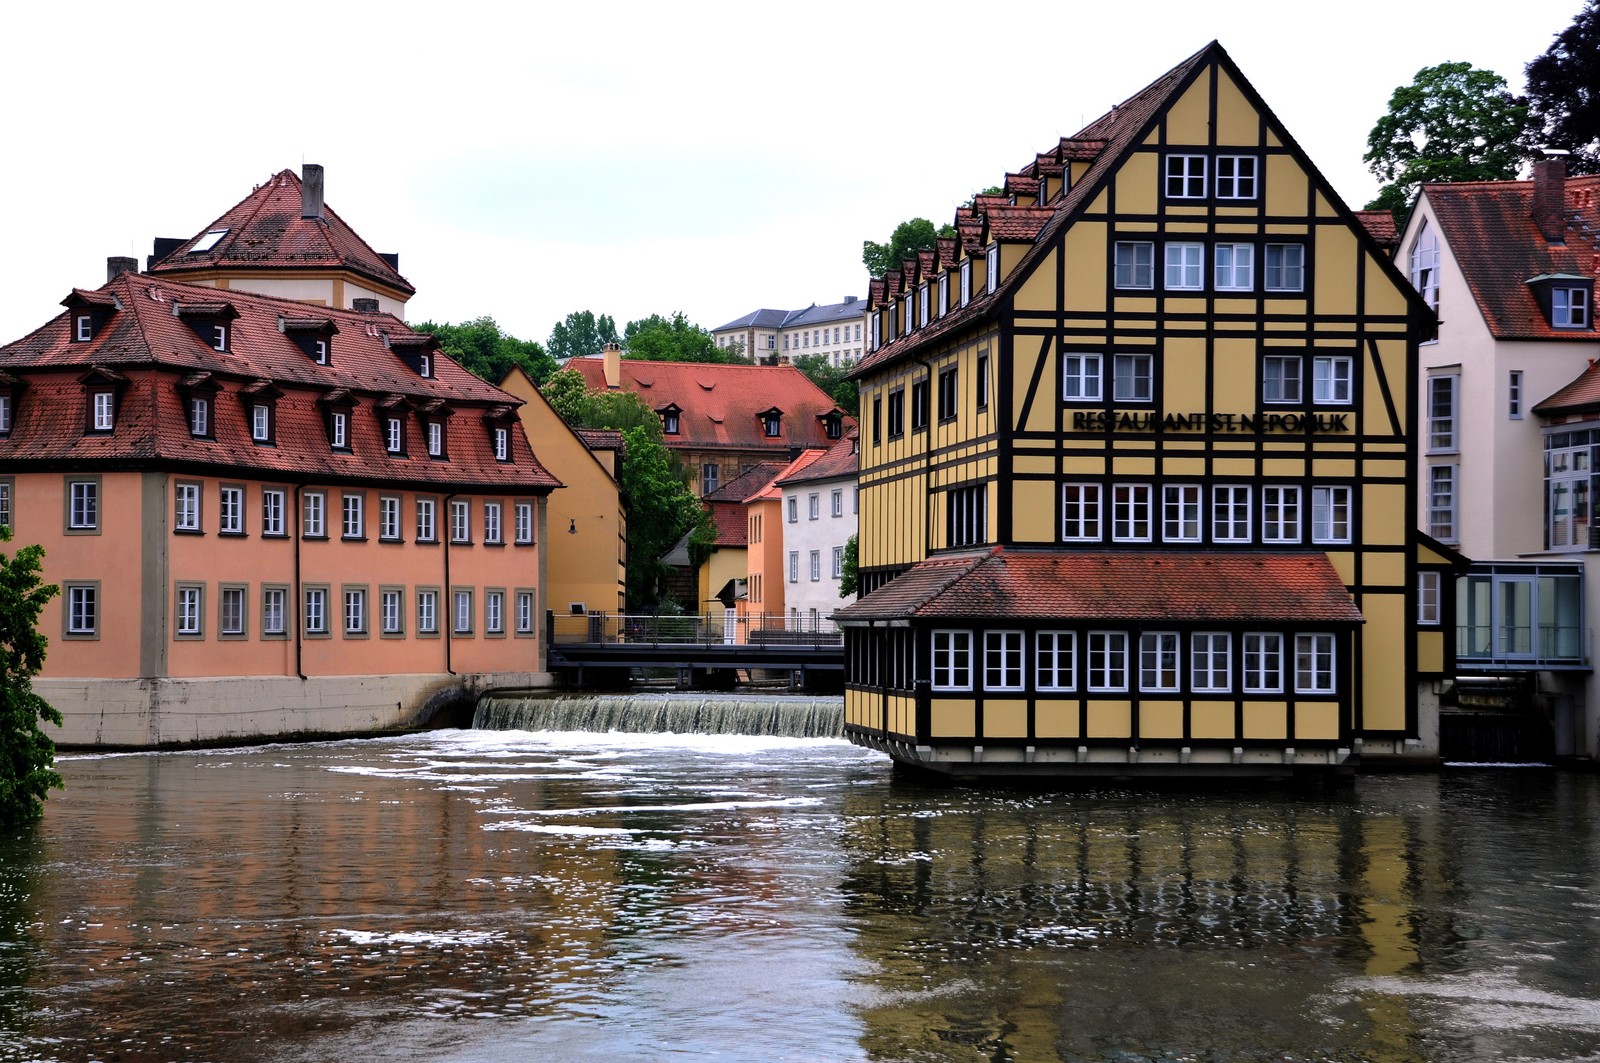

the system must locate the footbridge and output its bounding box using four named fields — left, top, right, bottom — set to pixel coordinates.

left=546, top=611, right=843, bottom=689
